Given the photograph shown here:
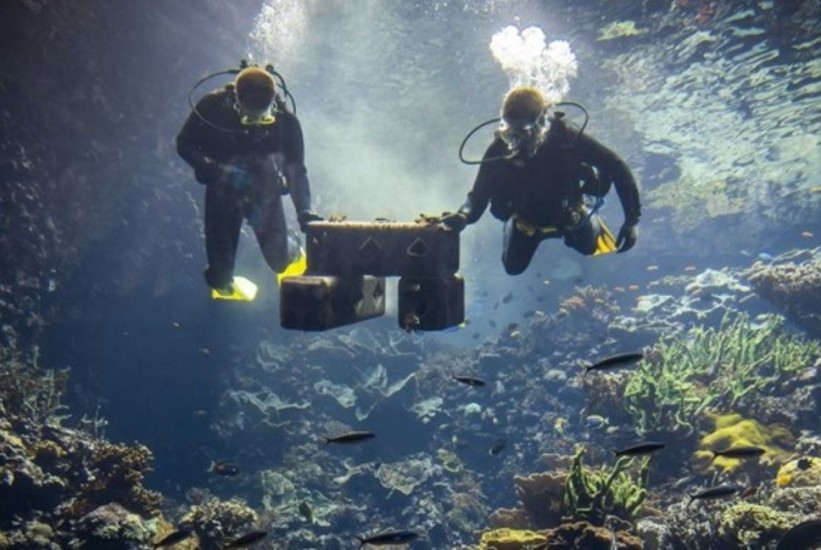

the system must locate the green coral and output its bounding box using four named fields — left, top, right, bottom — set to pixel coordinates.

left=624, top=312, right=820, bottom=435
left=563, top=447, right=649, bottom=525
